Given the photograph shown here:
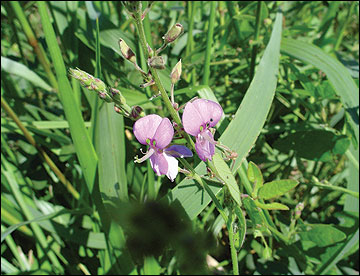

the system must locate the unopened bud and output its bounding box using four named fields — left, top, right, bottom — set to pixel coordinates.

left=147, top=43, right=154, bottom=57
left=114, top=105, right=123, bottom=114
left=295, top=202, right=304, bottom=219
left=148, top=56, right=165, bottom=69
left=163, top=23, right=183, bottom=43
left=264, top=18, right=272, bottom=26
left=122, top=1, right=142, bottom=13
left=130, top=105, right=144, bottom=120
left=110, top=88, right=126, bottom=105
left=93, top=78, right=107, bottom=92
left=69, top=68, right=95, bottom=88
left=119, top=39, right=136, bottom=64
left=170, top=59, right=182, bottom=84
left=98, top=92, right=113, bottom=103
